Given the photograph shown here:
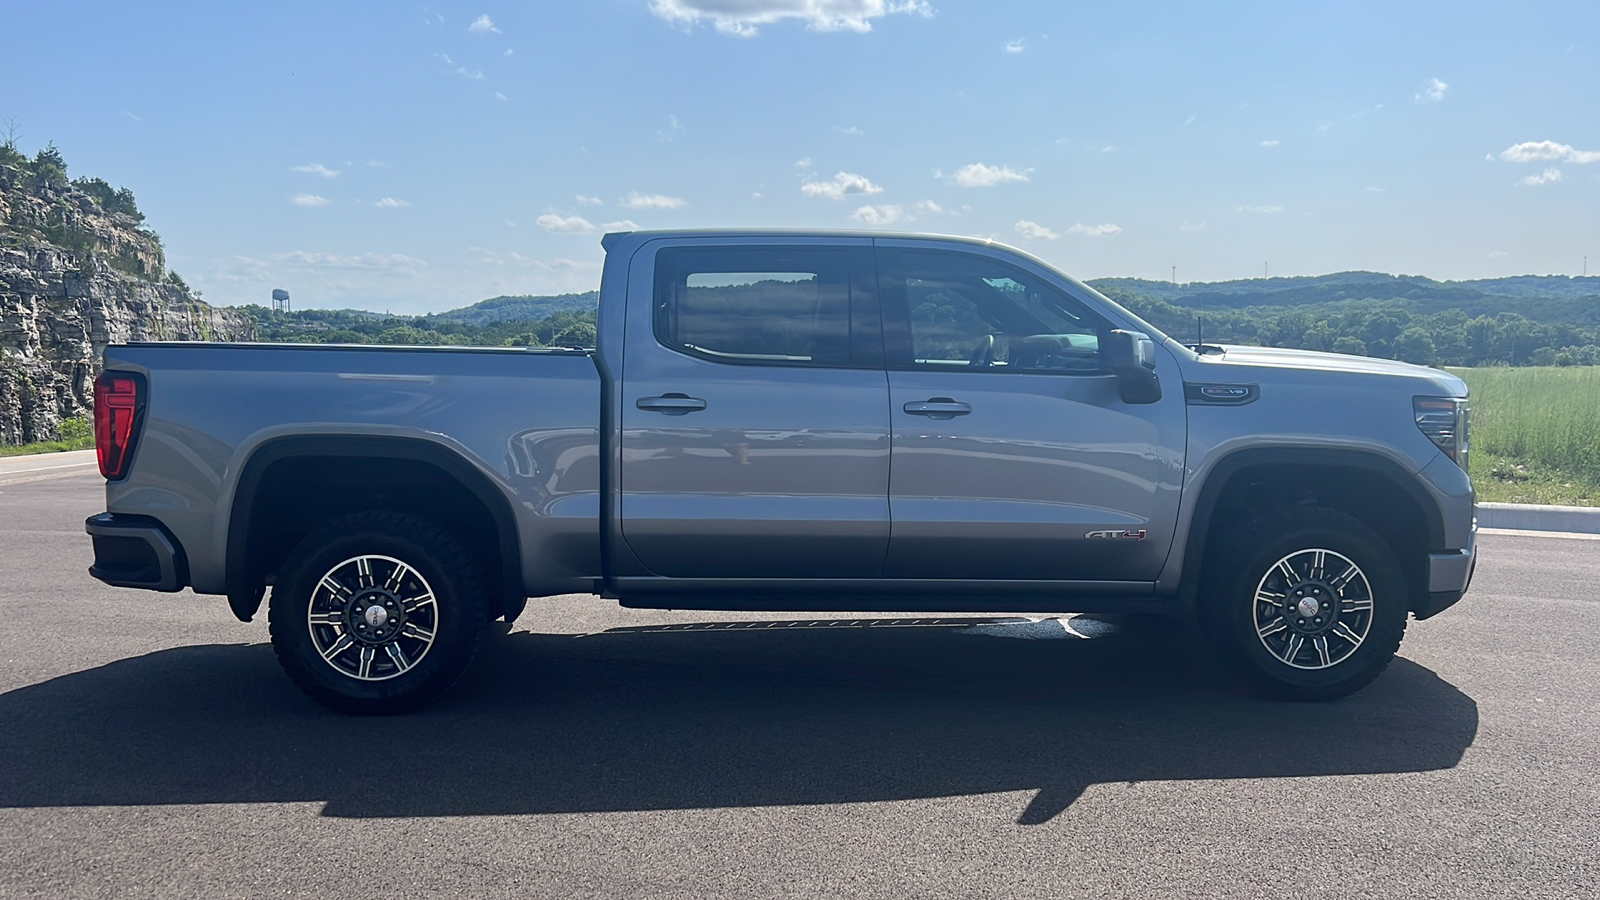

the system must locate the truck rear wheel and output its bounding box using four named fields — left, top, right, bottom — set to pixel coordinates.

left=1203, top=506, right=1408, bottom=701
left=268, top=511, right=489, bottom=714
